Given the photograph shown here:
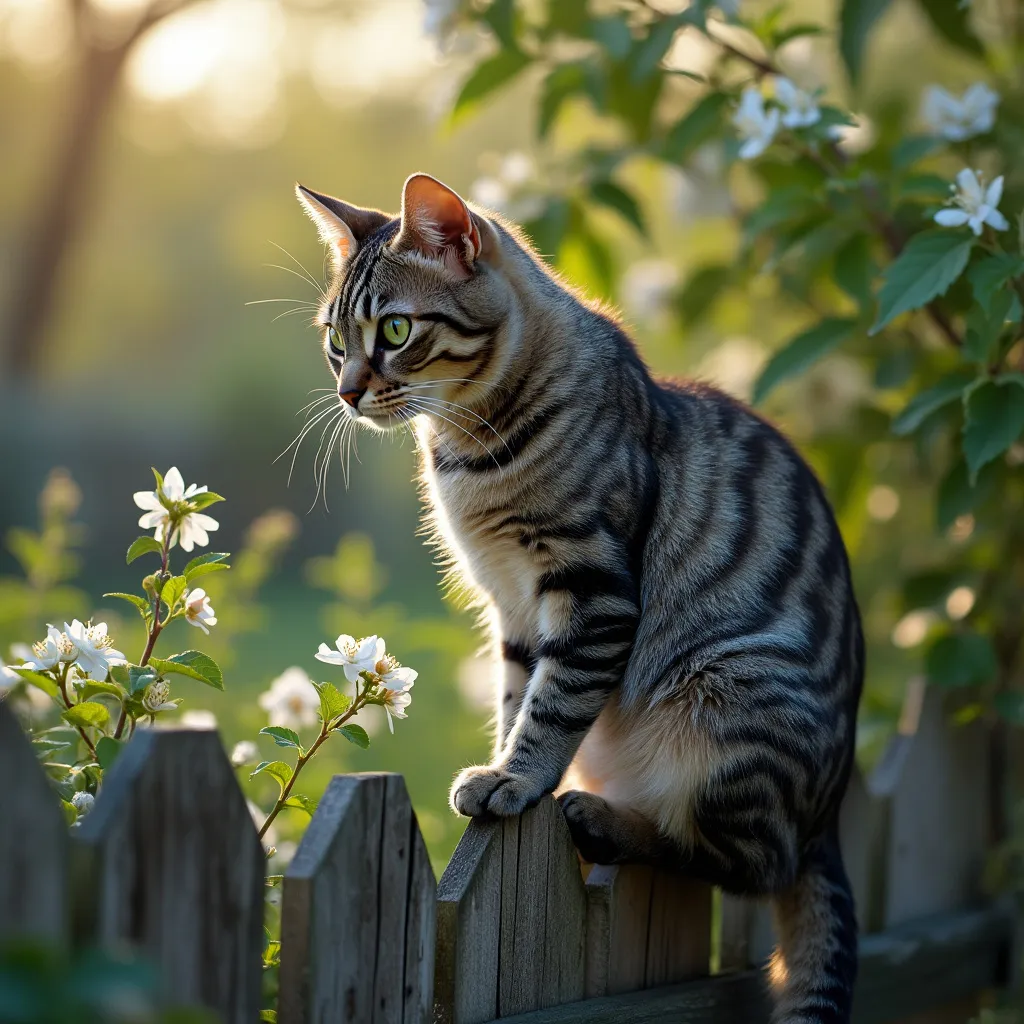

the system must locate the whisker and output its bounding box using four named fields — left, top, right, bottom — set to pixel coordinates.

left=274, top=402, right=339, bottom=465
left=405, top=378, right=511, bottom=393
left=245, top=298, right=319, bottom=307
left=315, top=414, right=348, bottom=512
left=405, top=397, right=500, bottom=469
left=268, top=241, right=328, bottom=299
left=401, top=393, right=511, bottom=456
left=410, top=405, right=464, bottom=468
left=296, top=393, right=339, bottom=416
left=264, top=263, right=328, bottom=299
